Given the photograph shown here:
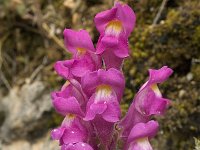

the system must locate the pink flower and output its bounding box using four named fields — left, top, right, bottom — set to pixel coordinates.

left=51, top=81, right=86, bottom=116
left=54, top=29, right=101, bottom=81
left=51, top=114, right=88, bottom=146
left=95, top=2, right=136, bottom=69
left=82, top=68, right=125, bottom=122
left=81, top=68, right=125, bottom=148
left=50, top=2, right=173, bottom=149
left=134, top=66, right=173, bottom=116
left=120, top=66, right=173, bottom=138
